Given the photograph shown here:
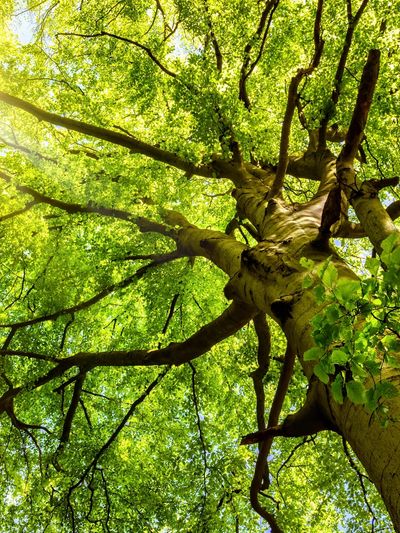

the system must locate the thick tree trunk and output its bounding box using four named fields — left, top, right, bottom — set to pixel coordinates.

left=174, top=188, right=400, bottom=528
left=177, top=157, right=400, bottom=529
left=286, top=276, right=400, bottom=530
left=237, top=228, right=400, bottom=529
